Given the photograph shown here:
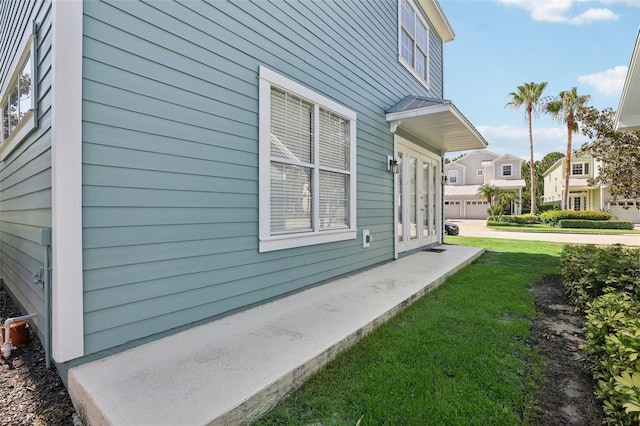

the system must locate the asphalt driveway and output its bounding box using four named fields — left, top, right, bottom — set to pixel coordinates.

left=448, top=219, right=640, bottom=246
